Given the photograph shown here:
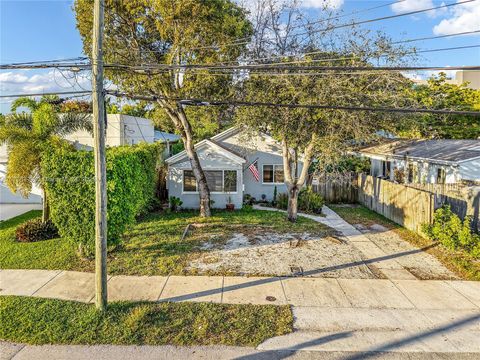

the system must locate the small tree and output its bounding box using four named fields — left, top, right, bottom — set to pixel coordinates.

left=0, top=97, right=92, bottom=223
